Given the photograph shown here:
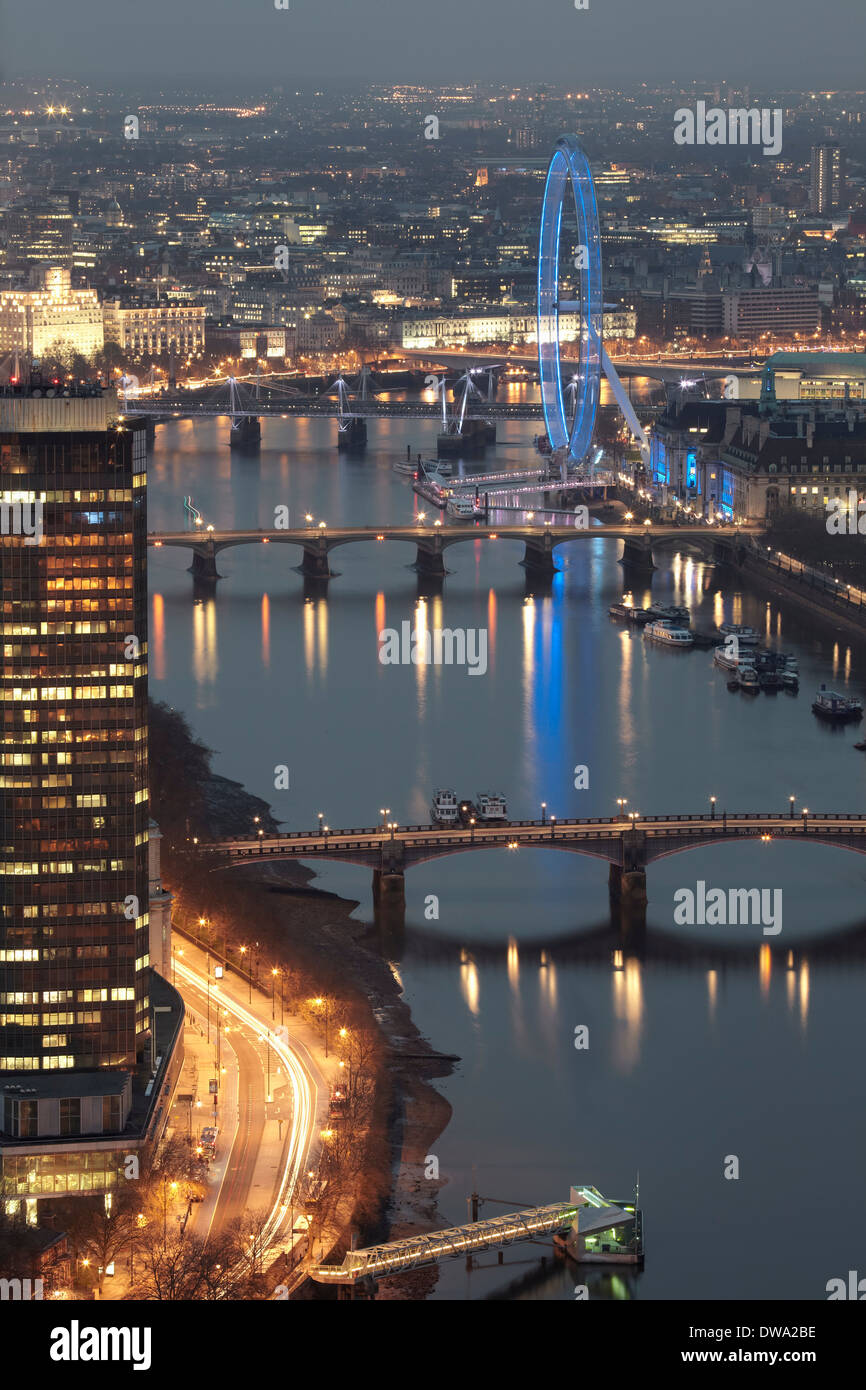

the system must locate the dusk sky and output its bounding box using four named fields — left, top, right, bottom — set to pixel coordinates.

left=1, top=0, right=864, bottom=87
